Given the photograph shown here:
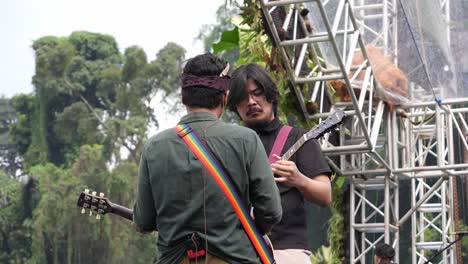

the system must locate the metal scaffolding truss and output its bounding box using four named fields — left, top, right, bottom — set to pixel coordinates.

left=259, top=0, right=396, bottom=263
left=392, top=0, right=466, bottom=262
left=259, top=0, right=390, bottom=171
left=259, top=0, right=468, bottom=263
left=396, top=98, right=468, bottom=264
